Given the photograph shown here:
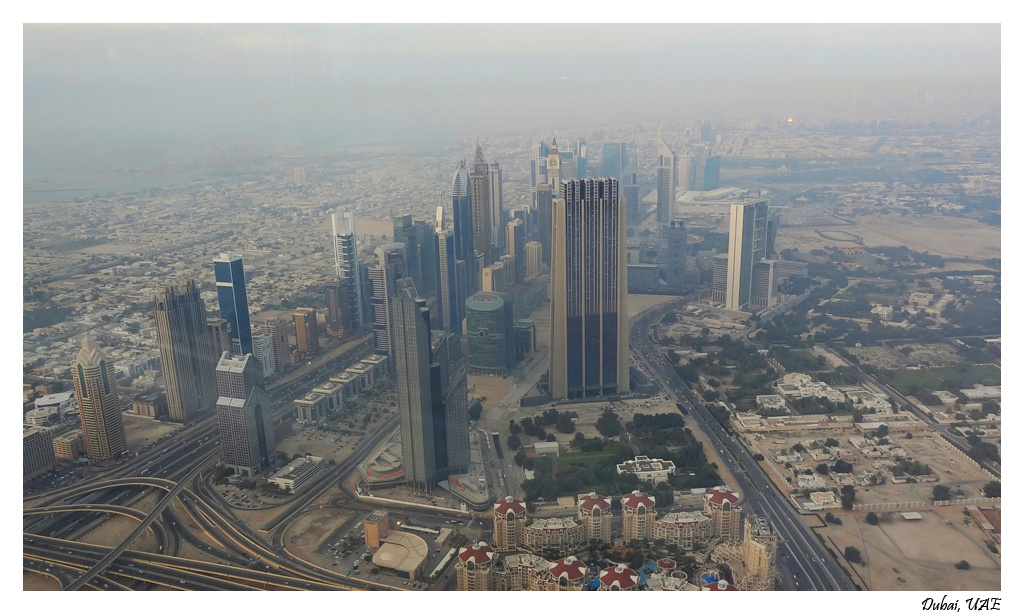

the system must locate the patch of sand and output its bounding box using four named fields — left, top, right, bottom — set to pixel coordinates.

left=23, top=570, right=61, bottom=591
